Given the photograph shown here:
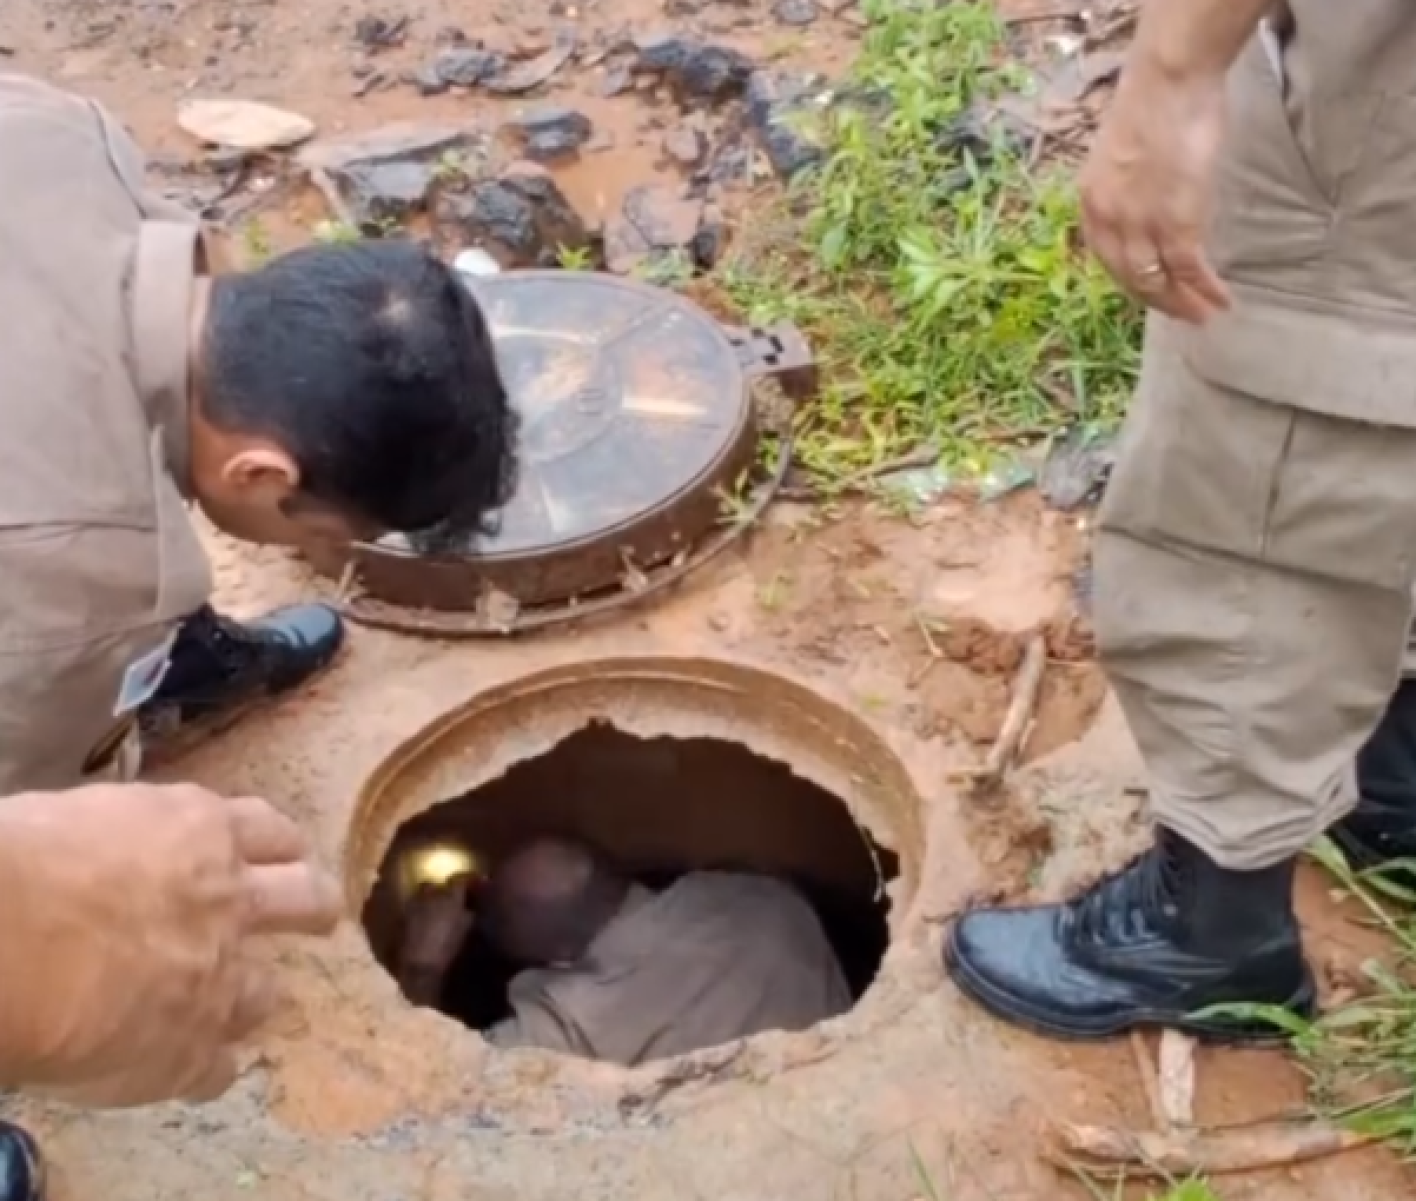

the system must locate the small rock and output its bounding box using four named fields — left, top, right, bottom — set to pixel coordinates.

left=503, top=105, right=593, bottom=163
left=353, top=14, right=408, bottom=50
left=1039, top=426, right=1116, bottom=511
left=663, top=126, right=706, bottom=167
left=299, top=122, right=484, bottom=228
left=410, top=64, right=450, bottom=96
left=176, top=98, right=315, bottom=152
left=435, top=163, right=591, bottom=268
left=772, top=0, right=818, bottom=24
left=428, top=45, right=504, bottom=88
left=936, top=101, right=1031, bottom=163
left=633, top=33, right=755, bottom=103
left=691, top=203, right=726, bottom=268
left=483, top=31, right=577, bottom=94
left=604, top=184, right=704, bottom=274
left=600, top=66, right=634, bottom=97
left=352, top=71, right=390, bottom=99
left=745, top=71, right=827, bottom=180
